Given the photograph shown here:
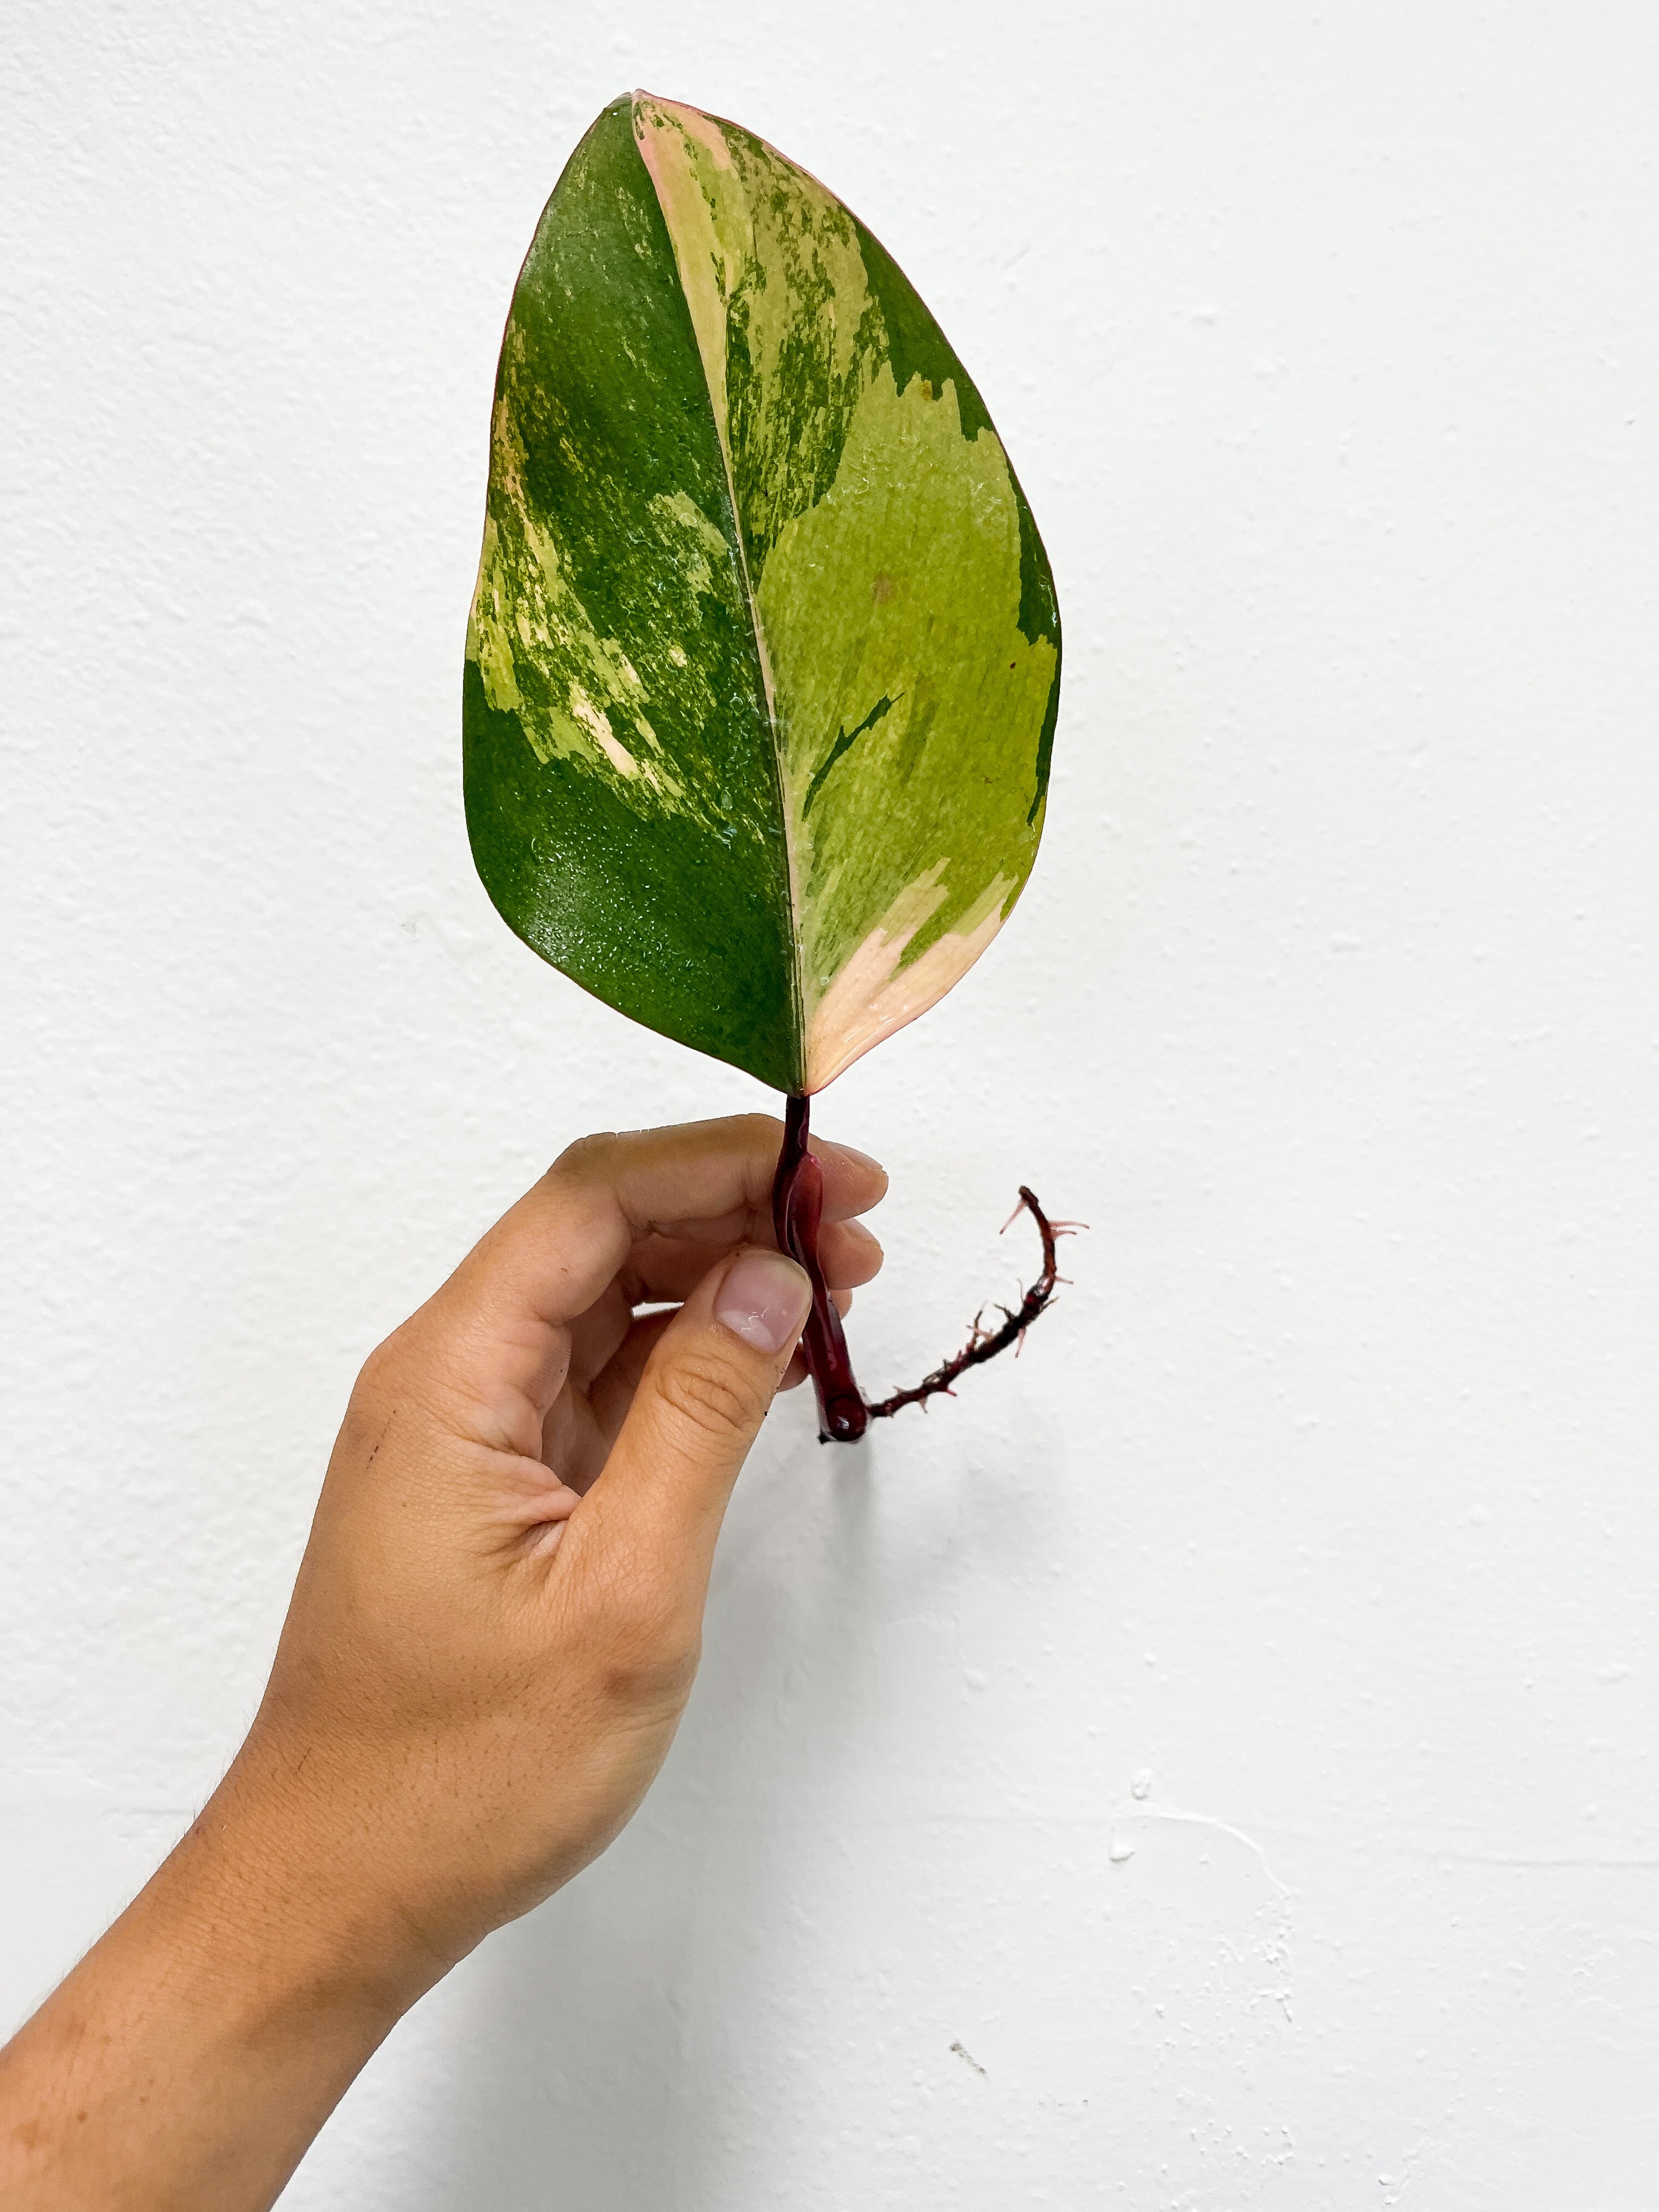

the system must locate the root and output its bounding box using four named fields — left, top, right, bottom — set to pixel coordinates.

left=863, top=1187, right=1068, bottom=1423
